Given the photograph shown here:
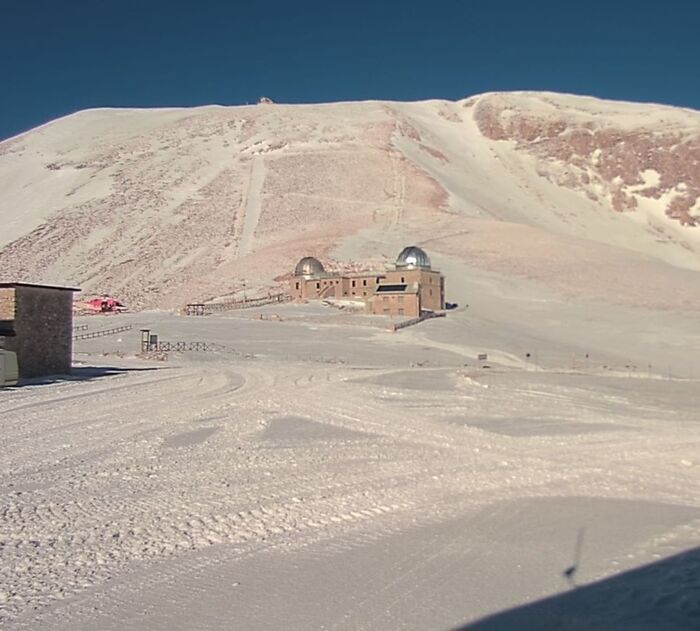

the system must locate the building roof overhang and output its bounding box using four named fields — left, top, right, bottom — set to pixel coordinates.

left=375, top=283, right=419, bottom=295
left=0, top=282, right=80, bottom=292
